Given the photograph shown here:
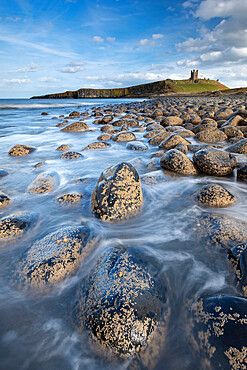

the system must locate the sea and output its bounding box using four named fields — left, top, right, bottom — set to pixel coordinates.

left=0, top=98, right=246, bottom=370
